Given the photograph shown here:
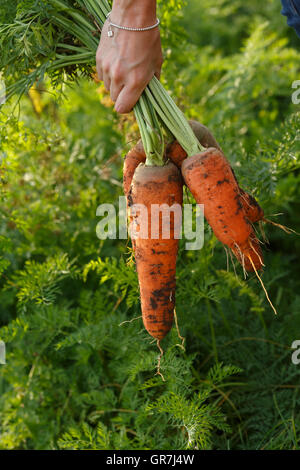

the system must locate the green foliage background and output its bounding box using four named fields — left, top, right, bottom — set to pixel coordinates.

left=0, top=0, right=300, bottom=450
